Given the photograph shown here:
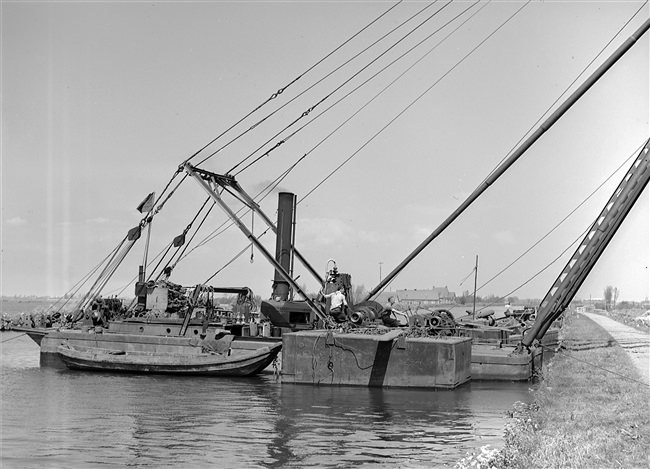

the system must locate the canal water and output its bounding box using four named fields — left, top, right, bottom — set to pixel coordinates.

left=1, top=331, right=535, bottom=468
